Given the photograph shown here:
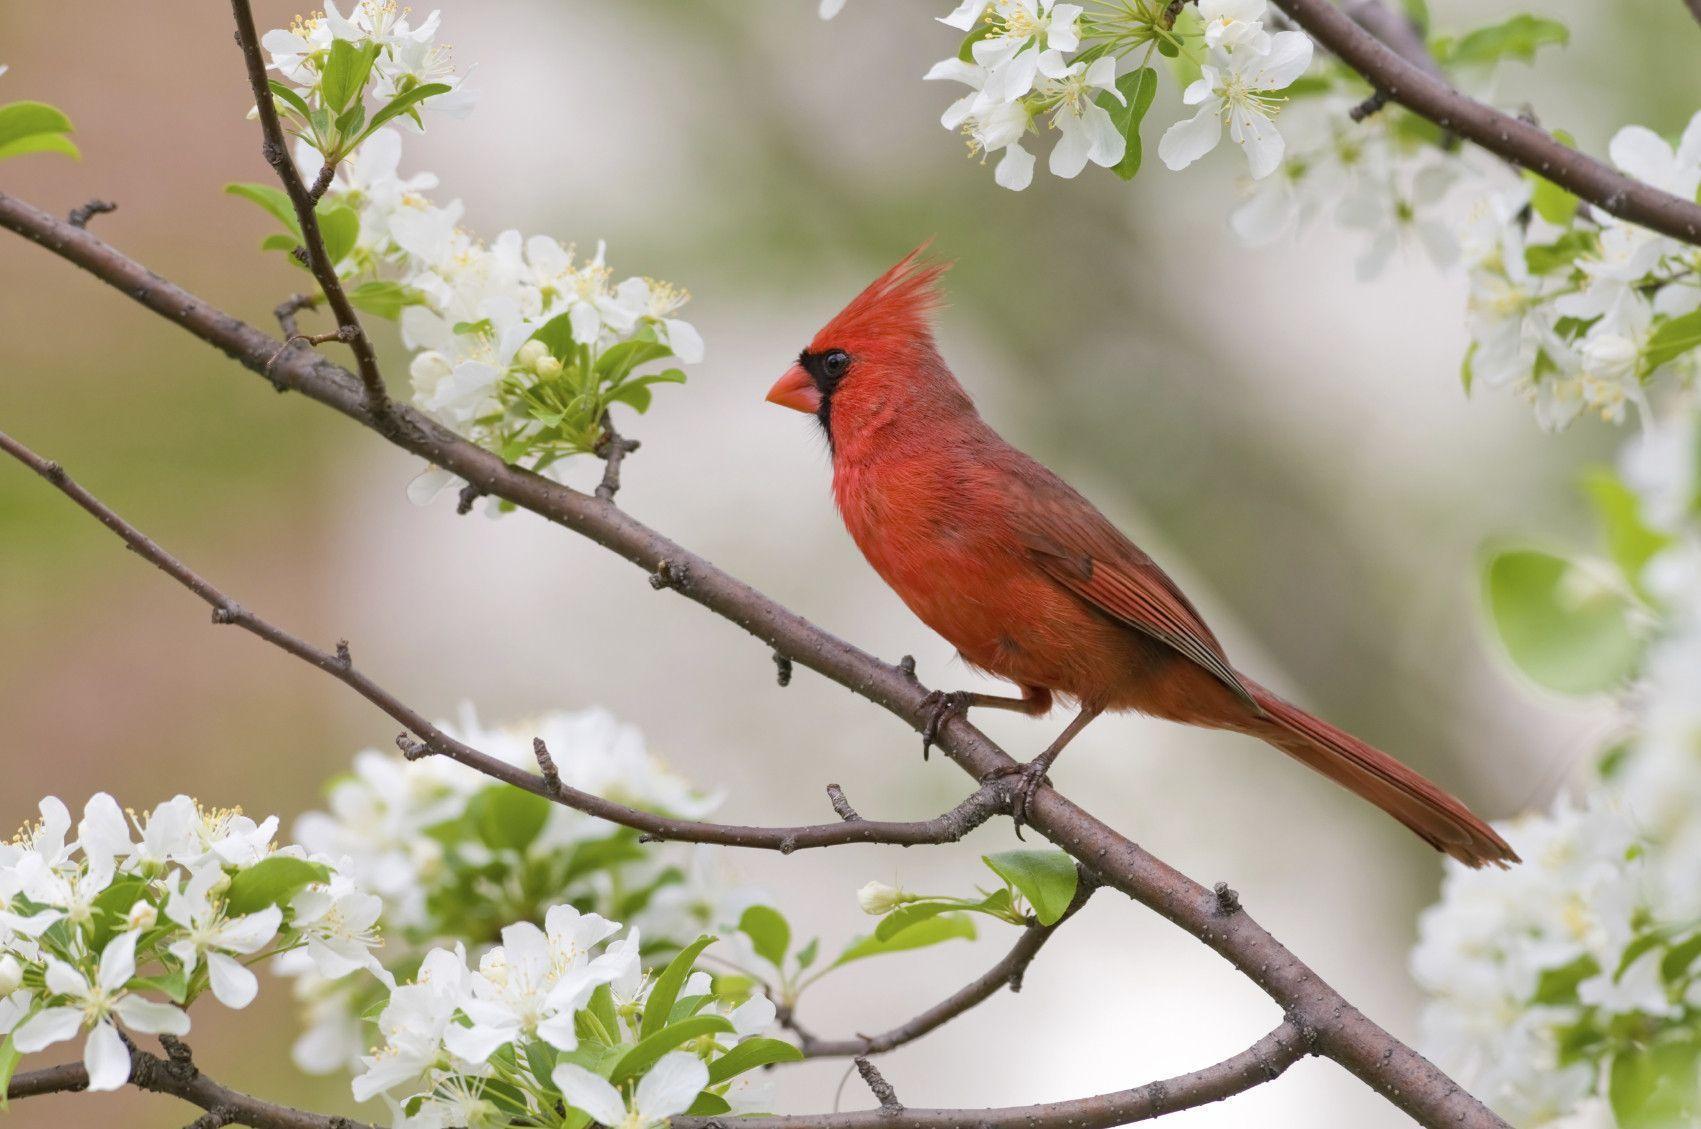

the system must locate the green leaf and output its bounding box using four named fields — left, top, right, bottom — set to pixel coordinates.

left=685, top=1094, right=731, bottom=1117
left=225, top=182, right=303, bottom=239
left=1583, top=469, right=1672, bottom=590
left=225, top=856, right=331, bottom=916
left=321, top=38, right=381, bottom=111
left=0, top=100, right=77, bottom=162
left=643, top=935, right=715, bottom=1040
left=1099, top=67, right=1158, bottom=181
left=1483, top=548, right=1640, bottom=695
left=1438, top=14, right=1569, bottom=68
left=707, top=1036, right=804, bottom=1084
left=314, top=202, right=360, bottom=265
left=874, top=899, right=976, bottom=942
left=348, top=280, right=425, bottom=319
left=983, top=849, right=1078, bottom=925
left=833, top=913, right=977, bottom=968
left=1523, top=229, right=1597, bottom=275
left=1644, top=308, right=1701, bottom=374
left=1400, top=0, right=1430, bottom=29
left=0, top=1032, right=21, bottom=1111
left=466, top=784, right=552, bottom=853
left=267, top=80, right=315, bottom=123
left=88, top=877, right=149, bottom=951
left=1531, top=953, right=1599, bottom=1005
left=794, top=938, right=819, bottom=971
left=737, top=905, right=791, bottom=968
left=957, top=23, right=999, bottom=62
left=0, top=131, right=78, bottom=161
left=1662, top=932, right=1701, bottom=982
left=1460, top=340, right=1477, bottom=395
left=135, top=967, right=192, bottom=1005
left=530, top=311, right=579, bottom=361
left=1610, top=1037, right=1700, bottom=1129
left=609, top=1015, right=733, bottom=1083
left=594, top=340, right=675, bottom=384
left=356, top=82, right=452, bottom=147
left=585, top=983, right=621, bottom=1047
